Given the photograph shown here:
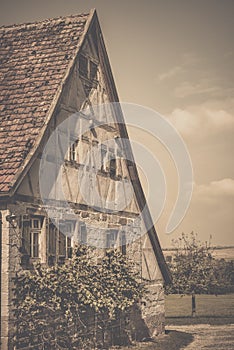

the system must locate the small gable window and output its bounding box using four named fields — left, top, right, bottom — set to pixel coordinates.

left=79, top=54, right=98, bottom=81
left=110, top=158, right=116, bottom=179
left=68, top=139, right=79, bottom=162
left=90, top=60, right=98, bottom=80
left=79, top=54, right=88, bottom=78
left=109, top=153, right=116, bottom=179
left=101, top=144, right=108, bottom=172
